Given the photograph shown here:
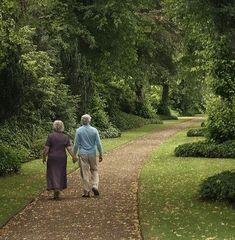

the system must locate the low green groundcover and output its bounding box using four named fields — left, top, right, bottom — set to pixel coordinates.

left=175, top=140, right=235, bottom=158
